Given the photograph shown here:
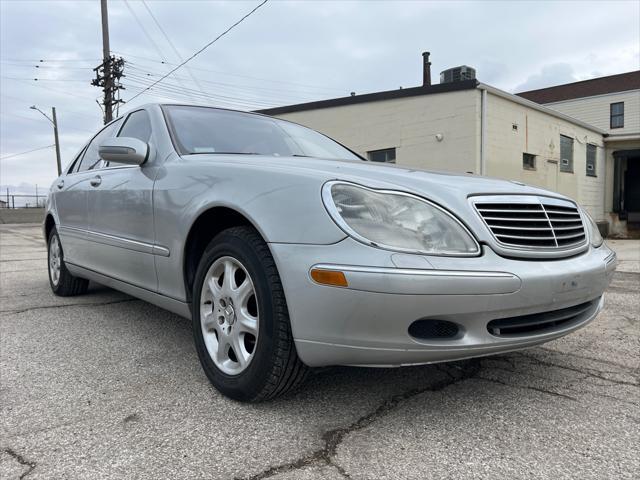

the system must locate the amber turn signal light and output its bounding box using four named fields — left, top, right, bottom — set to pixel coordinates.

left=310, top=268, right=348, bottom=287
